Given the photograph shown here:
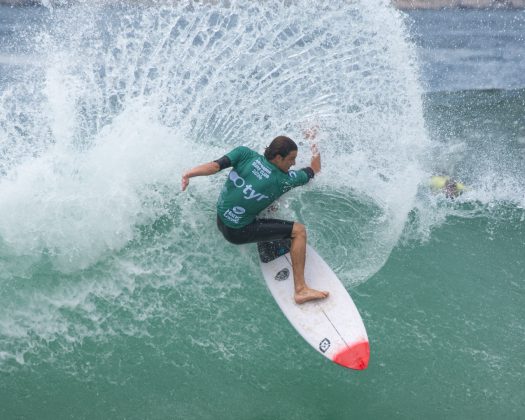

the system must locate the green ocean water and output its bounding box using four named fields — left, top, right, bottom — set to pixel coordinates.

left=0, top=2, right=524, bottom=419
left=2, top=202, right=524, bottom=419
